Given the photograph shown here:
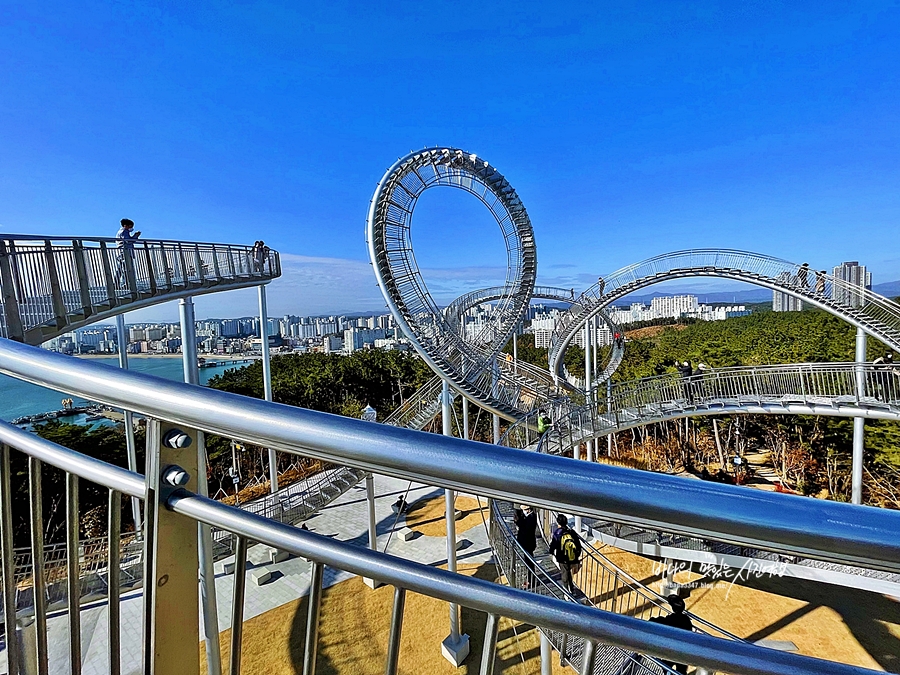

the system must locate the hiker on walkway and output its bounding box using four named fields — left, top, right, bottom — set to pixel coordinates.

left=649, top=595, right=694, bottom=674
left=796, top=263, right=810, bottom=290
left=115, top=218, right=141, bottom=286
left=514, top=505, right=538, bottom=589
left=873, top=353, right=897, bottom=401
left=549, top=513, right=582, bottom=595
left=815, top=270, right=827, bottom=295
left=537, top=410, right=553, bottom=434
left=596, top=276, right=605, bottom=297
left=677, top=361, right=694, bottom=404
